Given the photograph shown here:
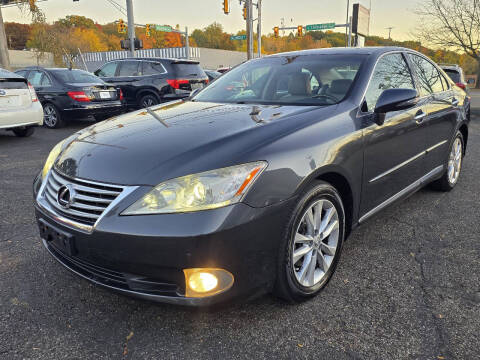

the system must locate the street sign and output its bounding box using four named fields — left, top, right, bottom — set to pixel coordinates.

left=305, top=23, right=336, bottom=31
left=155, top=25, right=173, bottom=32
left=230, top=35, right=247, bottom=40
